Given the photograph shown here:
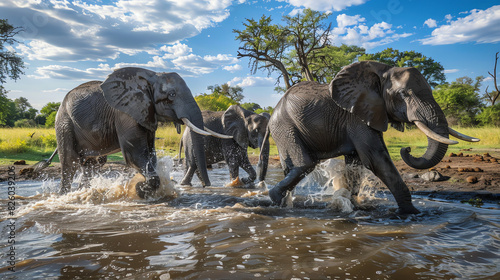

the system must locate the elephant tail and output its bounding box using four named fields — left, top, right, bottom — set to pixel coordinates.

left=31, top=148, right=59, bottom=173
